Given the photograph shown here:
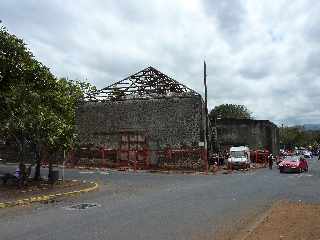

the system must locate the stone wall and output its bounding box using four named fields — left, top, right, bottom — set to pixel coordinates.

left=215, top=119, right=279, bottom=154
left=75, top=96, right=207, bottom=165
